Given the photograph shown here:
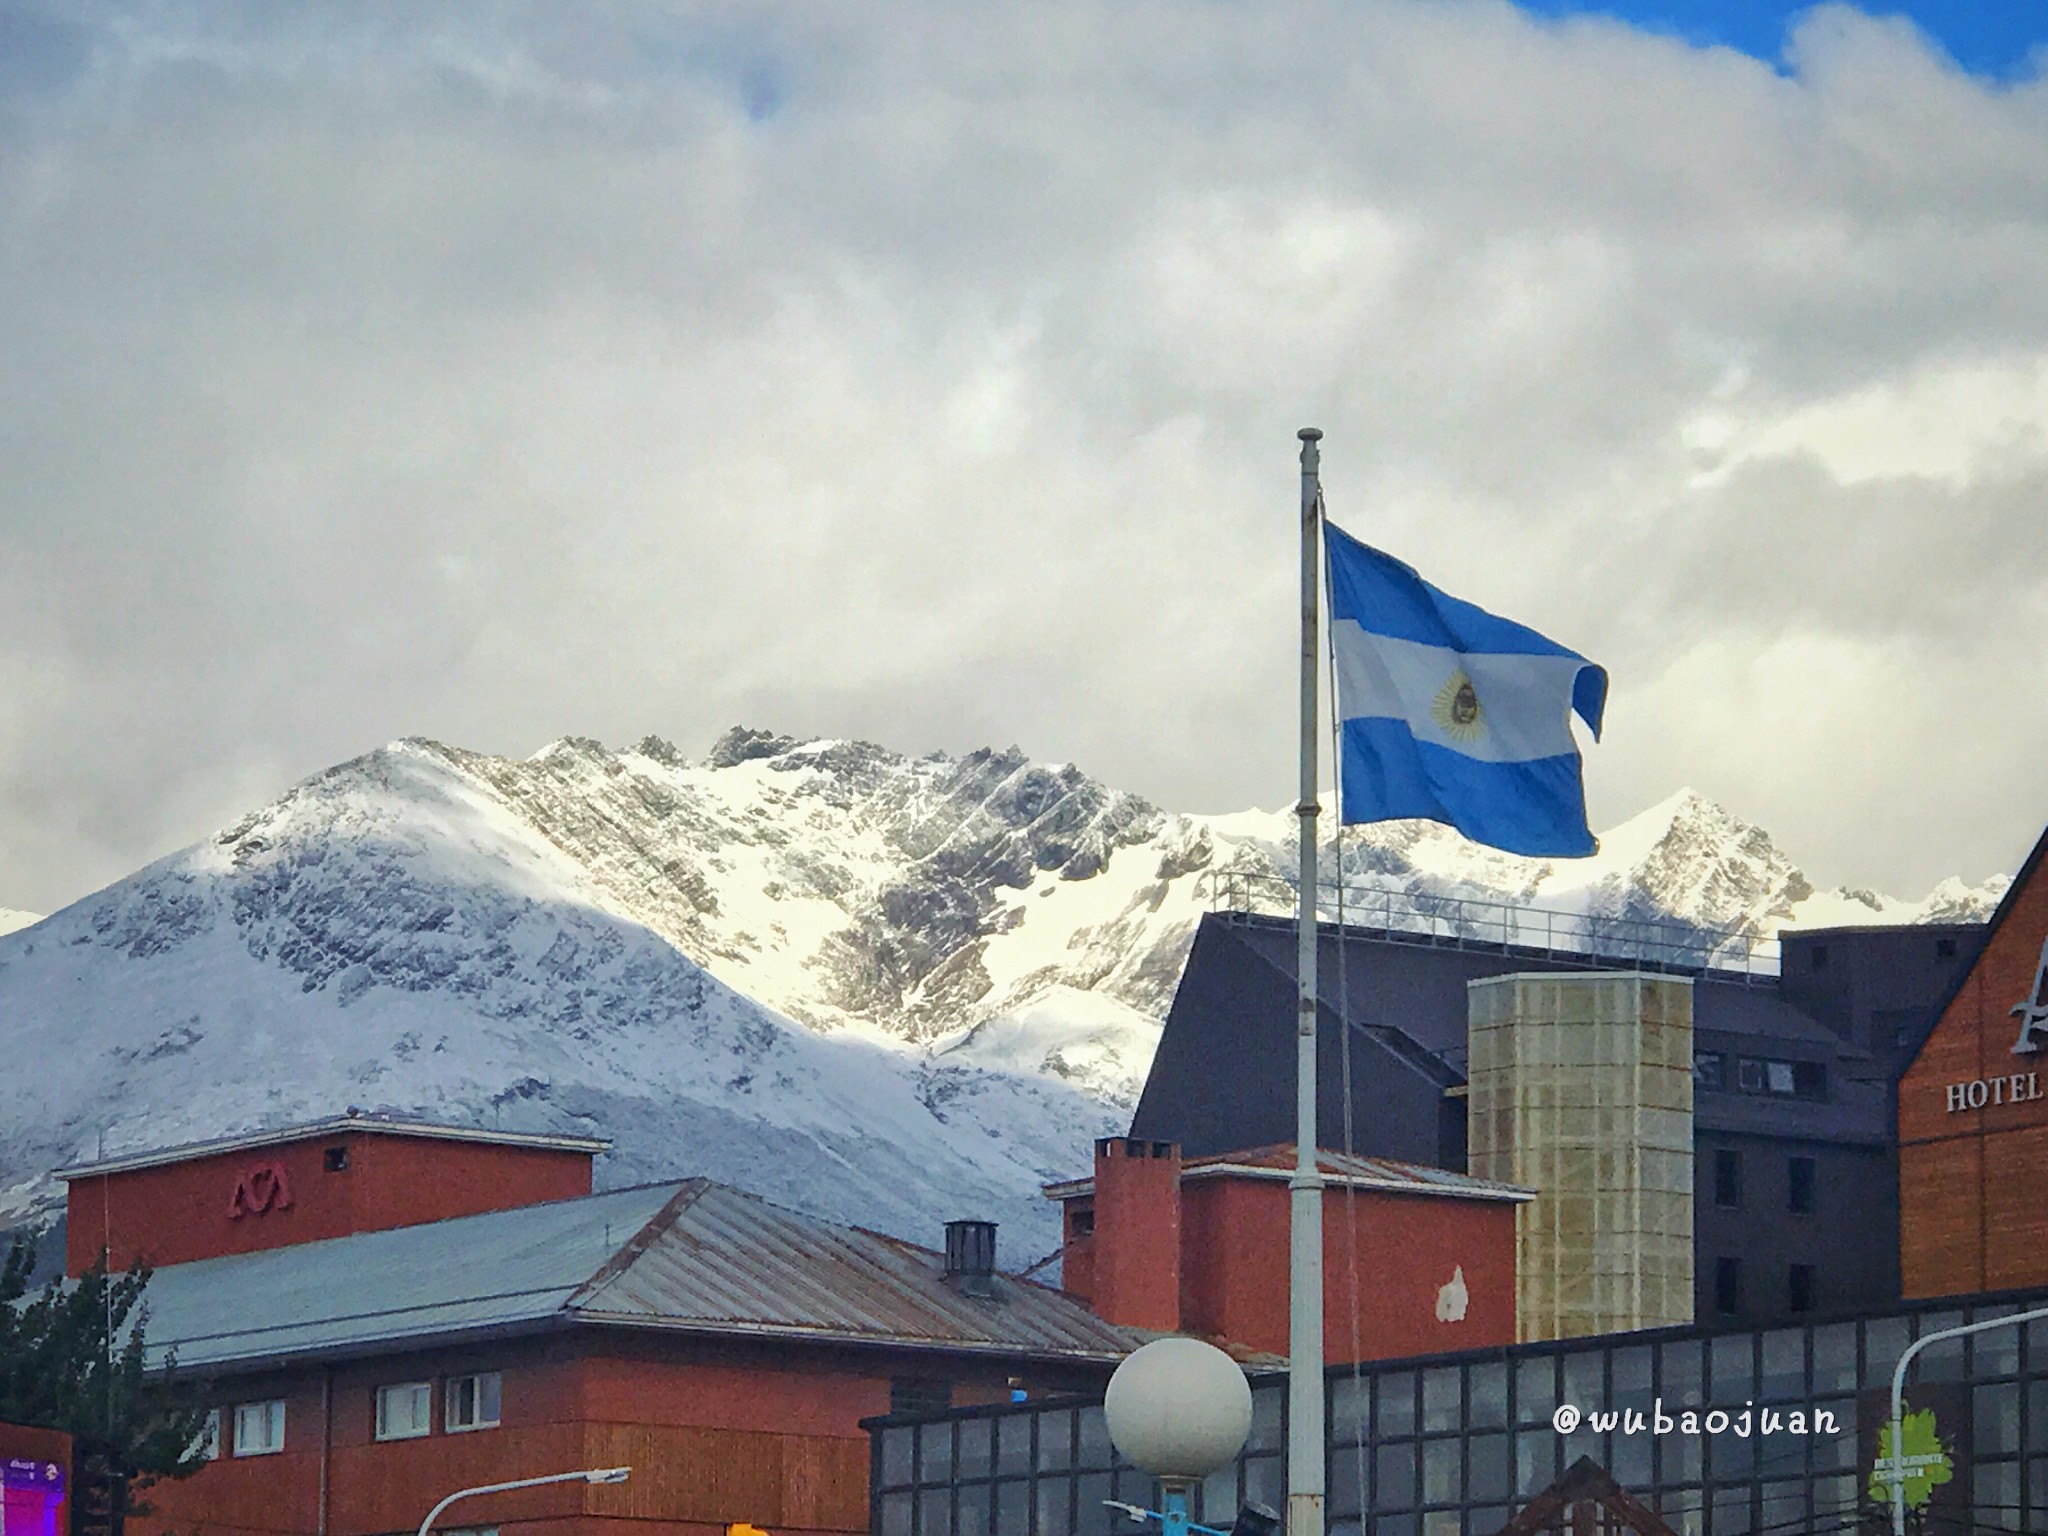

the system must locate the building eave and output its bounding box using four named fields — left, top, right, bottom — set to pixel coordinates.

left=57, top=1116, right=611, bottom=1180
left=1043, top=1162, right=1536, bottom=1204
left=147, top=1314, right=574, bottom=1379
left=567, top=1309, right=1138, bottom=1364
